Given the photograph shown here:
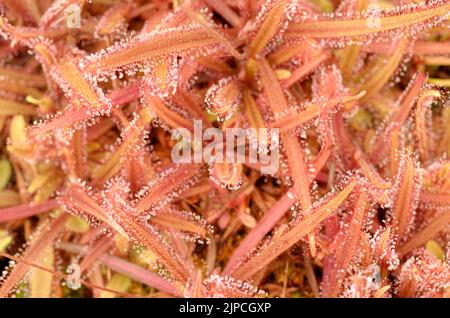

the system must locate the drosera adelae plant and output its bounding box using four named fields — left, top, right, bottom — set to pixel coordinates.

left=0, top=0, right=448, bottom=299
